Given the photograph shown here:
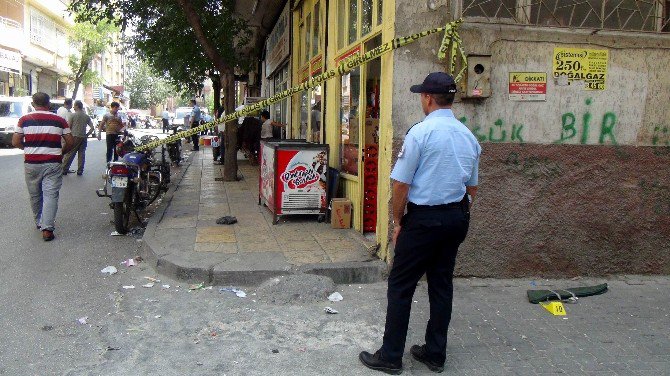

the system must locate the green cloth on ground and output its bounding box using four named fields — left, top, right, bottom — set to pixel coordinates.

left=527, top=283, right=608, bottom=304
